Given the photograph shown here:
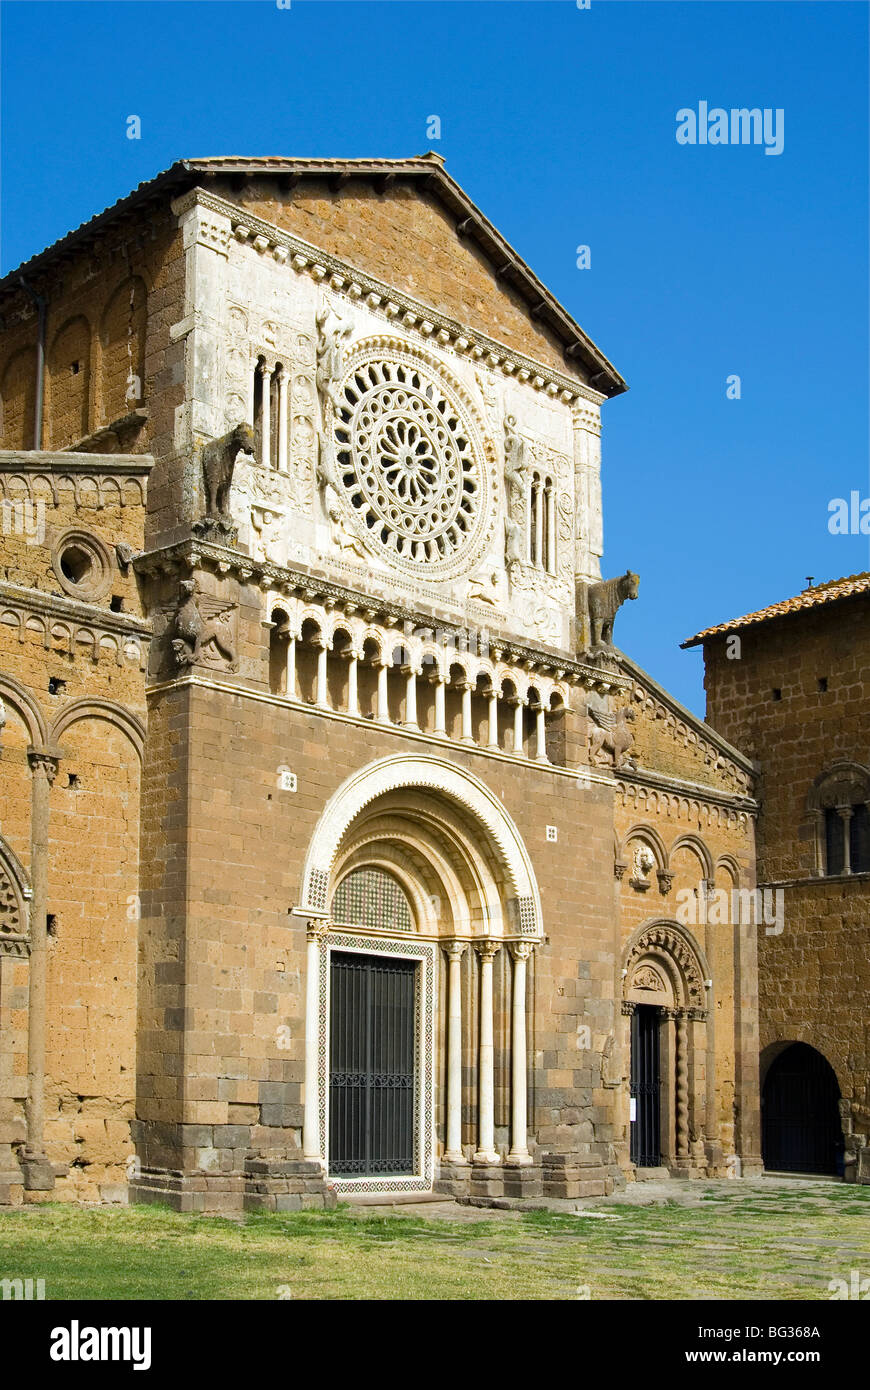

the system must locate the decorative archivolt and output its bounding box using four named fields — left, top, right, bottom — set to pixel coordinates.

left=620, top=823, right=669, bottom=872
left=807, top=762, right=870, bottom=811
left=0, top=672, right=48, bottom=745
left=271, top=596, right=569, bottom=709
left=0, top=834, right=31, bottom=957
left=615, top=780, right=751, bottom=832
left=623, top=919, right=709, bottom=1012
left=669, top=833, right=714, bottom=881
left=300, top=754, right=543, bottom=938
left=714, top=853, right=742, bottom=887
